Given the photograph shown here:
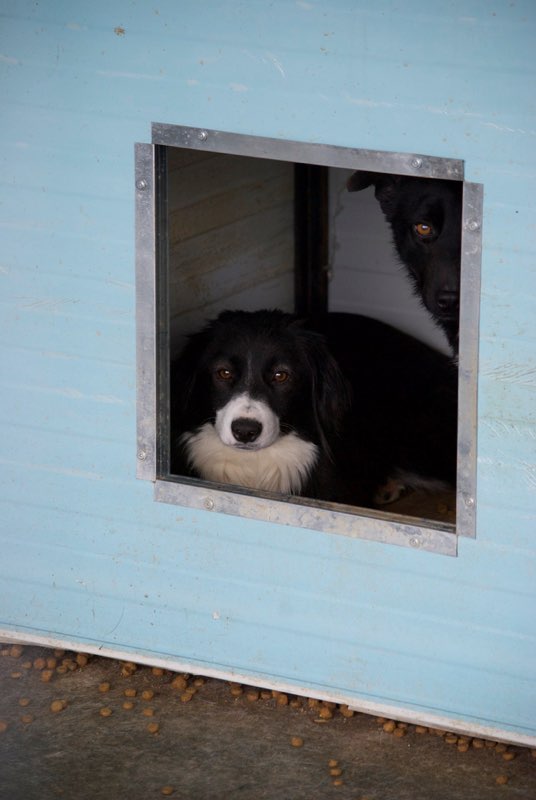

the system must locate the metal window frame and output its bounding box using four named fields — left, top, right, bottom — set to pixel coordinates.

left=135, top=124, right=483, bottom=558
